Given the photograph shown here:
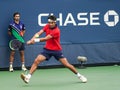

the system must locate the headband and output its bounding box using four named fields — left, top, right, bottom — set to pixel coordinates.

left=48, top=19, right=56, bottom=22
